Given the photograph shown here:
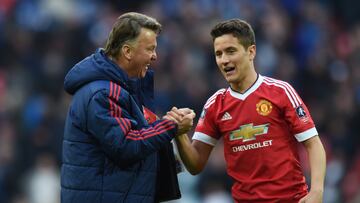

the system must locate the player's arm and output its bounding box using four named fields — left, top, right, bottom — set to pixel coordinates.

left=165, top=107, right=214, bottom=175
left=278, top=80, right=326, bottom=202
left=175, top=134, right=213, bottom=175
left=299, top=135, right=326, bottom=203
